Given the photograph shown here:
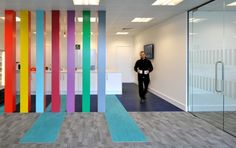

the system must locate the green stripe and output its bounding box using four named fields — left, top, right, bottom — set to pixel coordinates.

left=82, top=11, right=91, bottom=112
